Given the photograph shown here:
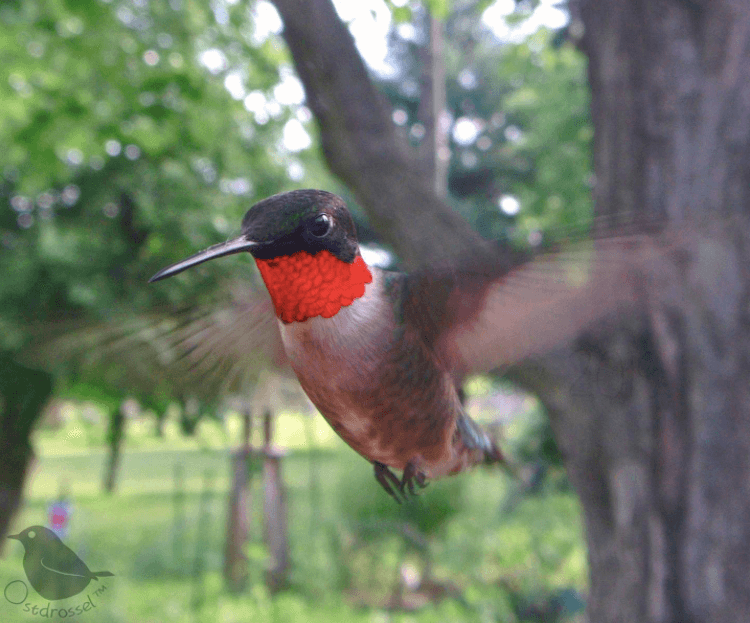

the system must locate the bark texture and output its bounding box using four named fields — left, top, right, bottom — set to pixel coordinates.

left=0, top=355, right=53, bottom=551
left=561, top=1, right=750, bottom=620
left=270, top=0, right=750, bottom=621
